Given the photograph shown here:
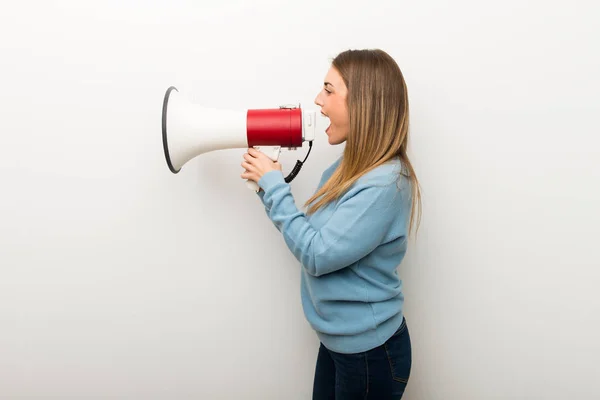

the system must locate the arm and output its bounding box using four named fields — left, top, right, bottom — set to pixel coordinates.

left=256, top=159, right=336, bottom=228
left=256, top=189, right=275, bottom=225
left=258, top=170, right=399, bottom=277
